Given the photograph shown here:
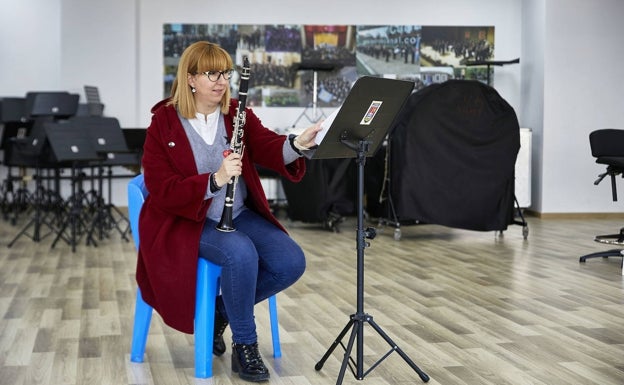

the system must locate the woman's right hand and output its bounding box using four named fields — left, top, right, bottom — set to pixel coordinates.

left=214, top=152, right=242, bottom=188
